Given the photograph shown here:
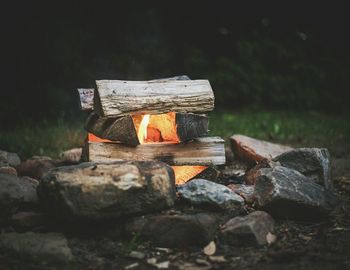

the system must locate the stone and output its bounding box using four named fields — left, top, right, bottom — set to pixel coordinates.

left=244, top=159, right=277, bottom=185
left=11, top=212, right=46, bottom=232
left=230, top=135, right=293, bottom=164
left=38, top=161, right=176, bottom=220
left=59, top=148, right=82, bottom=164
left=253, top=166, right=338, bottom=220
left=0, top=174, right=38, bottom=220
left=0, top=232, right=73, bottom=264
left=227, top=184, right=255, bottom=204
left=177, top=179, right=244, bottom=212
left=126, top=212, right=218, bottom=248
left=17, top=176, right=38, bottom=208
left=220, top=211, right=275, bottom=246
left=220, top=160, right=249, bottom=184
left=0, top=166, right=17, bottom=176
left=273, top=148, right=332, bottom=189
left=0, top=149, right=21, bottom=167
left=16, top=156, right=60, bottom=180
left=0, top=173, right=24, bottom=221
